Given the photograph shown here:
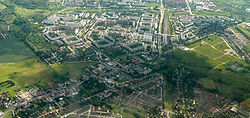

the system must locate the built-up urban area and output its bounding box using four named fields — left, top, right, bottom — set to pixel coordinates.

left=0, top=0, right=249, bottom=118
